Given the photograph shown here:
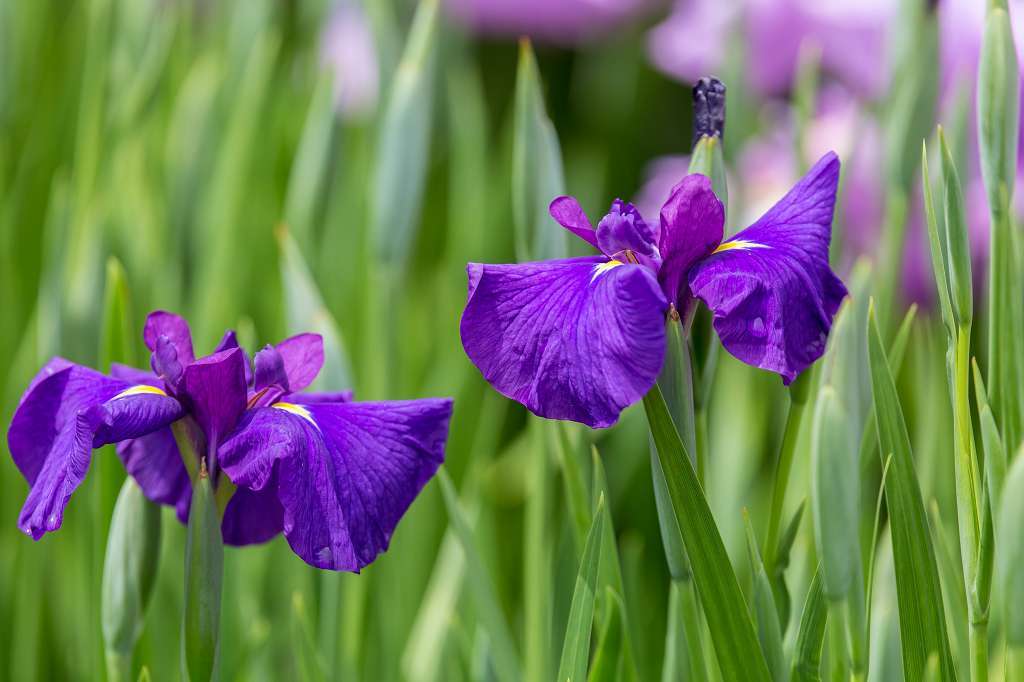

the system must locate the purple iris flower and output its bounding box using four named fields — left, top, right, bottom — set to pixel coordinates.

left=8, top=311, right=453, bottom=572
left=460, top=153, right=847, bottom=429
